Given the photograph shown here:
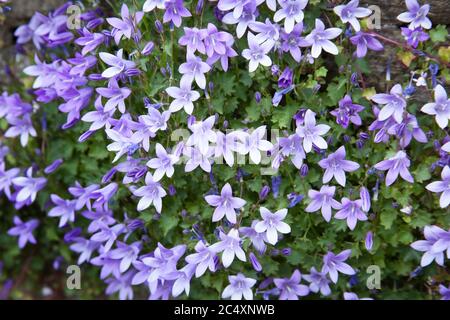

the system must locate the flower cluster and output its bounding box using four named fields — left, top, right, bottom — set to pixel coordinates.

left=0, top=0, right=449, bottom=301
